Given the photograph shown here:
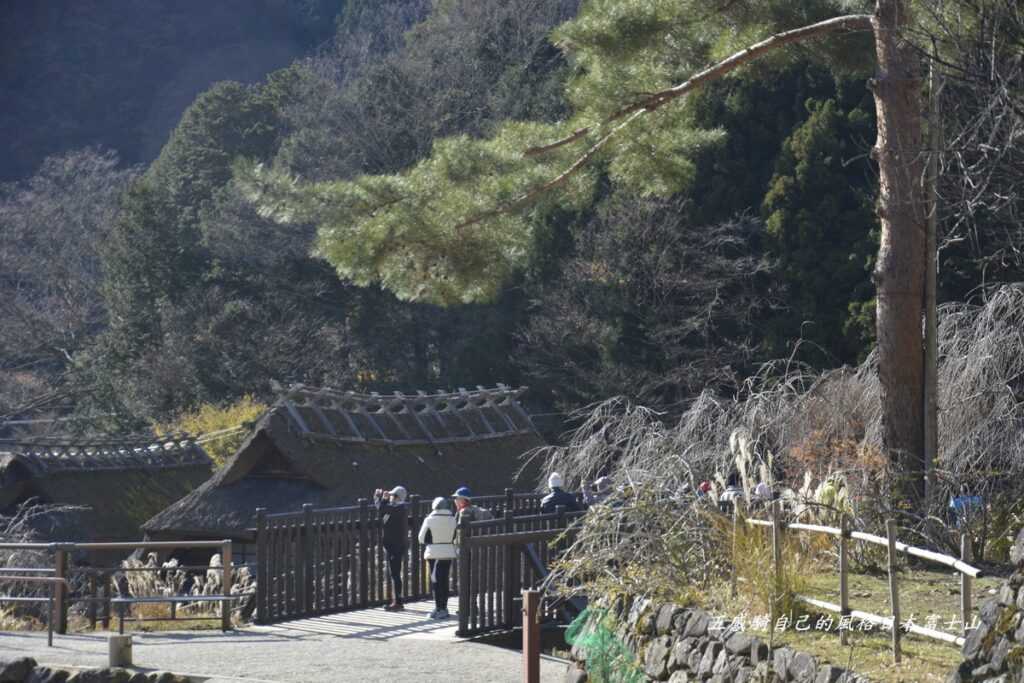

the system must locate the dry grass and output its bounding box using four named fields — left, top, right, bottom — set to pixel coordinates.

left=704, top=567, right=1004, bottom=682
left=713, top=509, right=812, bottom=630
